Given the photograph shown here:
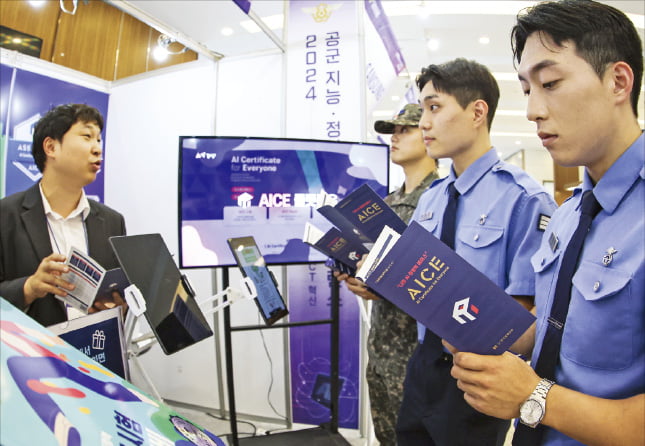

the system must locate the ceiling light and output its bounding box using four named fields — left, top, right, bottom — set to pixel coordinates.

left=152, top=46, right=168, bottom=62
left=28, top=0, right=46, bottom=7
left=427, top=38, right=440, bottom=51
left=479, top=36, right=490, bottom=45
left=240, top=14, right=283, bottom=34
left=156, top=34, right=188, bottom=55
left=59, top=0, right=77, bottom=15
left=221, top=27, right=234, bottom=37
left=12, top=38, right=22, bottom=44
